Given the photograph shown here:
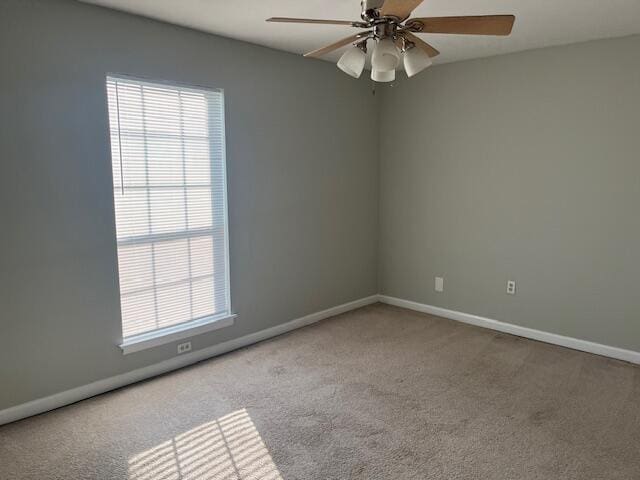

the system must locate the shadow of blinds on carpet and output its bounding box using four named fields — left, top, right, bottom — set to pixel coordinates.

left=127, top=409, right=282, bottom=480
